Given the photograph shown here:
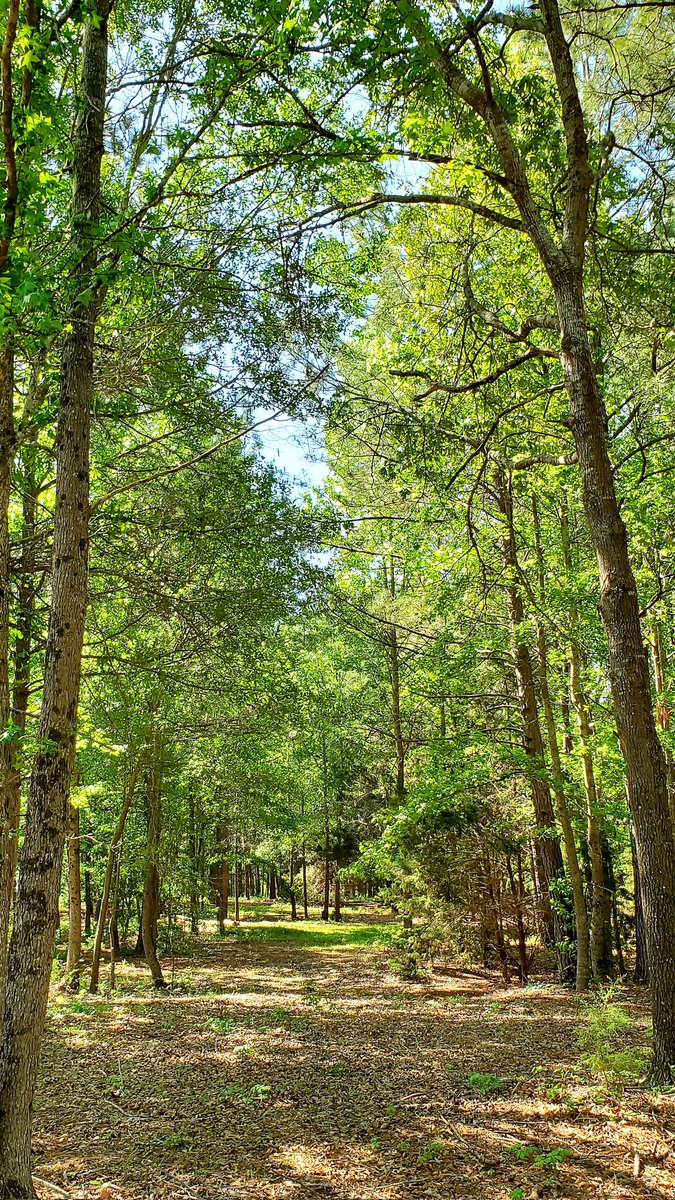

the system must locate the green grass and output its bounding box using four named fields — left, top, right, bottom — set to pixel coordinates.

left=221, top=918, right=393, bottom=950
